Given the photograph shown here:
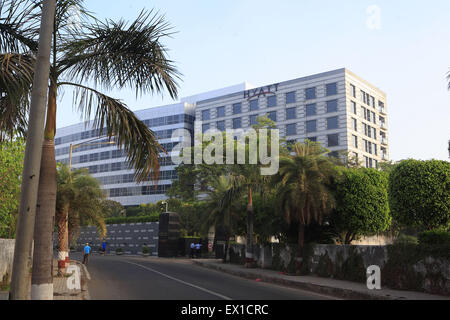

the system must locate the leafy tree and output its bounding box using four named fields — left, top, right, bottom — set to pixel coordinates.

left=330, top=168, right=391, bottom=244
left=0, top=138, right=25, bottom=238
left=101, top=200, right=125, bottom=218
left=389, top=159, right=450, bottom=230
left=272, top=141, right=336, bottom=274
